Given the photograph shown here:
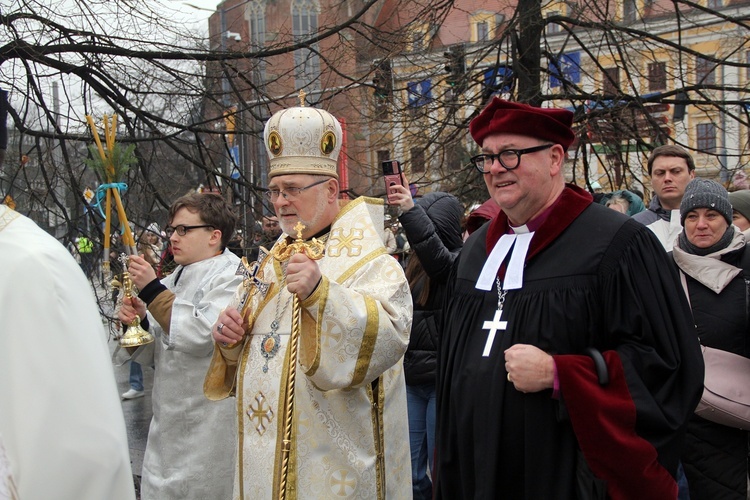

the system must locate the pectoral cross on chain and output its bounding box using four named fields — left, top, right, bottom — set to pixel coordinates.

left=235, top=255, right=271, bottom=312
left=482, top=277, right=508, bottom=357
